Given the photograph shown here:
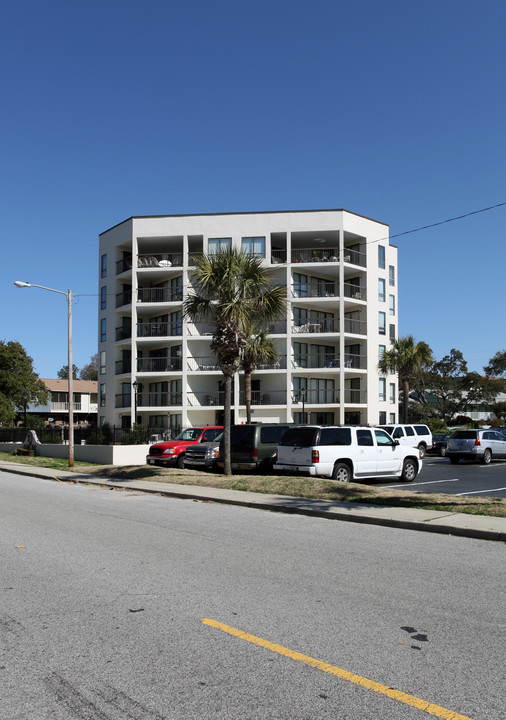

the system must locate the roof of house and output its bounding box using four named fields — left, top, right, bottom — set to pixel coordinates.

left=40, top=378, right=98, bottom=393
